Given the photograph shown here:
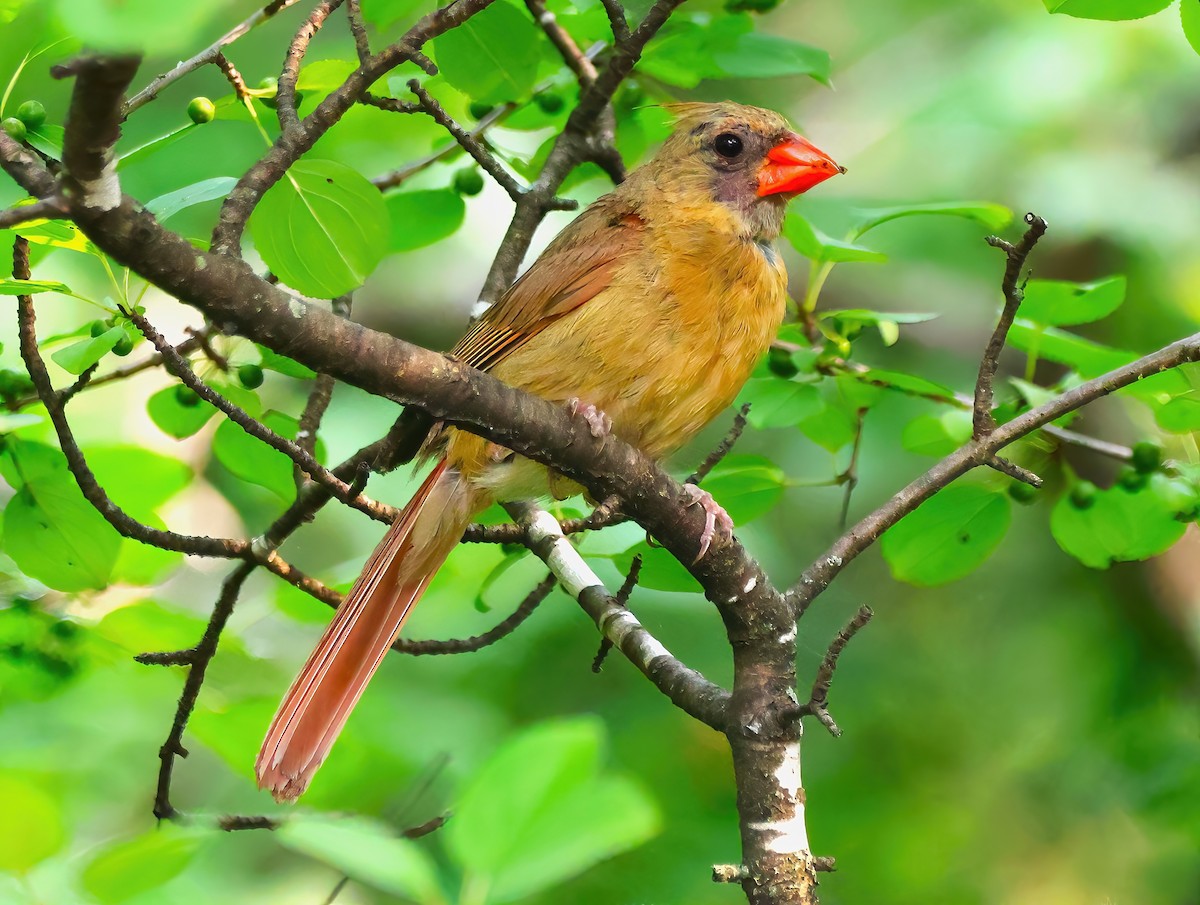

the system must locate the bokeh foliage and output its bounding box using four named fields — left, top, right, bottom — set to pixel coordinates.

left=0, top=0, right=1198, bottom=903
